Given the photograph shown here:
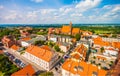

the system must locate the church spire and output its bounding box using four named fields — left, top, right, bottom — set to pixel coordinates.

left=70, top=21, right=72, bottom=27
left=70, top=21, right=72, bottom=35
